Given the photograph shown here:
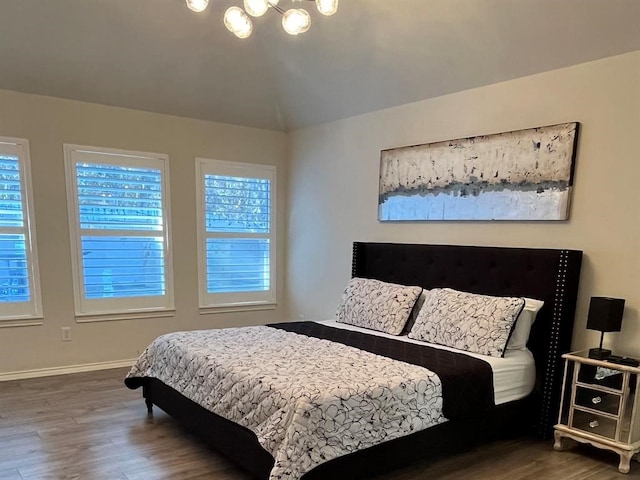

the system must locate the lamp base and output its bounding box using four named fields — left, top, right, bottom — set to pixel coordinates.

left=588, top=348, right=612, bottom=360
